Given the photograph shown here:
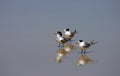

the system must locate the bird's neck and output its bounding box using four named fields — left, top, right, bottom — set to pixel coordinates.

left=57, top=34, right=62, bottom=39
left=79, top=42, right=85, bottom=46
